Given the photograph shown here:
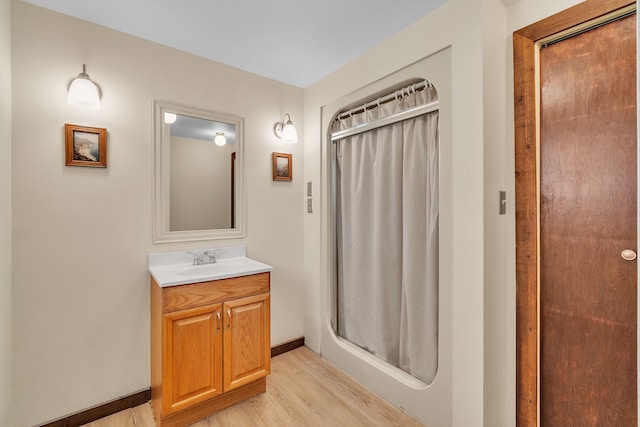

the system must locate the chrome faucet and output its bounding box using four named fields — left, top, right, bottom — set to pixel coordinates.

left=192, top=249, right=216, bottom=265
